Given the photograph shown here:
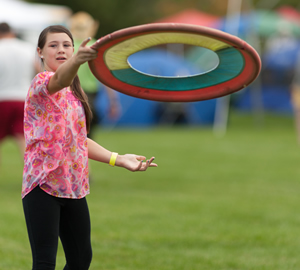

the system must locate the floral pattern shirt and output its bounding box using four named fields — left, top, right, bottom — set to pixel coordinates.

left=22, top=71, right=89, bottom=199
